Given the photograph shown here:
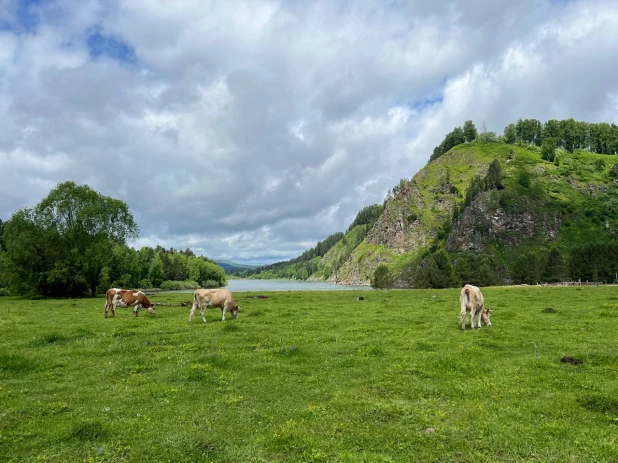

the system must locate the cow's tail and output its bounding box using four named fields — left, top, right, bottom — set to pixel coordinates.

left=193, top=291, right=199, bottom=307
left=464, top=287, right=470, bottom=306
